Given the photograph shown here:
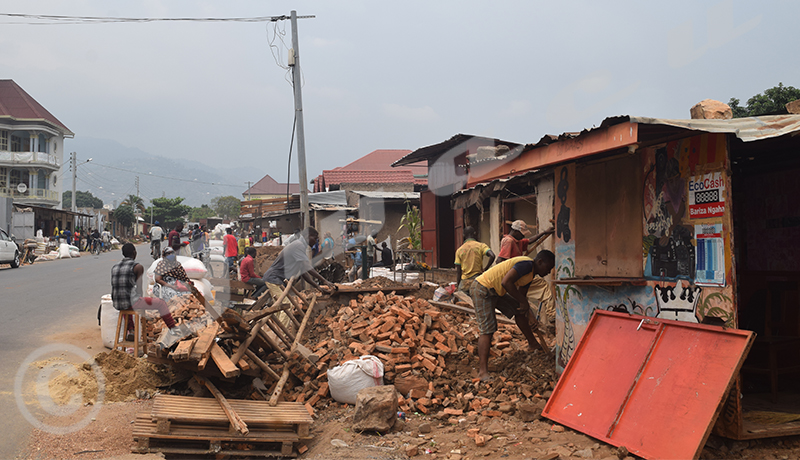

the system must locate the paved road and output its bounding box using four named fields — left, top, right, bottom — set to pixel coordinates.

left=0, top=243, right=153, bottom=459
